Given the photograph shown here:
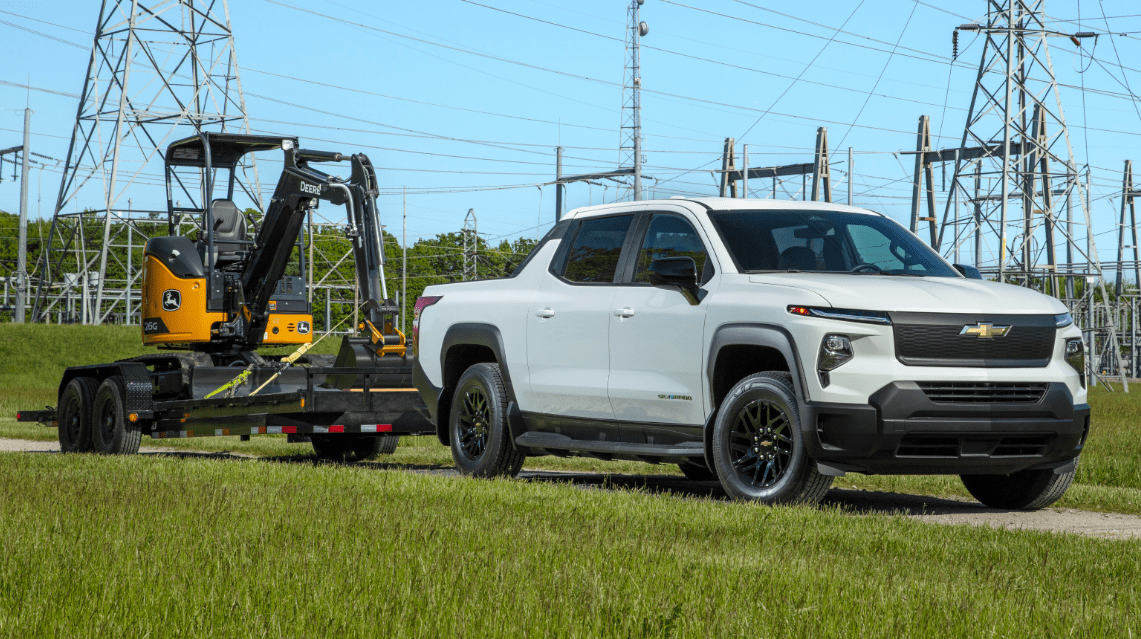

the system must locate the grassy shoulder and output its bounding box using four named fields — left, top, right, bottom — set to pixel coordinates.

left=0, top=453, right=1137, bottom=637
